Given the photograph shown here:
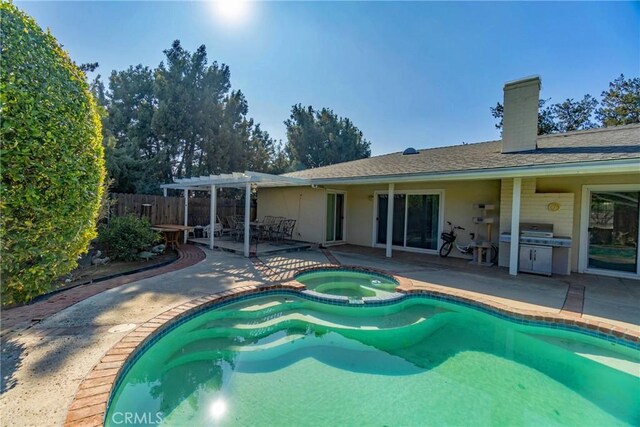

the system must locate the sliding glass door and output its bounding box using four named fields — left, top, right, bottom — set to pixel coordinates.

left=587, top=190, right=639, bottom=275
left=326, top=192, right=345, bottom=243
left=376, top=192, right=441, bottom=251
